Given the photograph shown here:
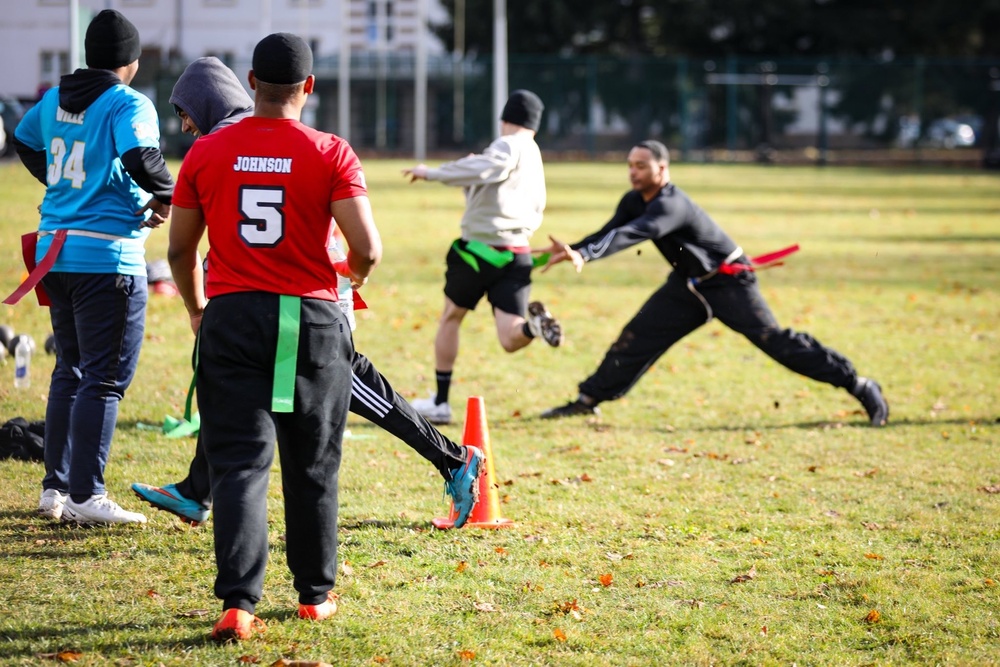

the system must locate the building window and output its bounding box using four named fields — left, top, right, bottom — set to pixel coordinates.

left=41, top=51, right=70, bottom=83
